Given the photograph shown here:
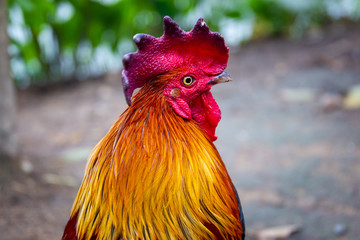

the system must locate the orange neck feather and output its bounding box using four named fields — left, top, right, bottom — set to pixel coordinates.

left=70, top=76, right=243, bottom=239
